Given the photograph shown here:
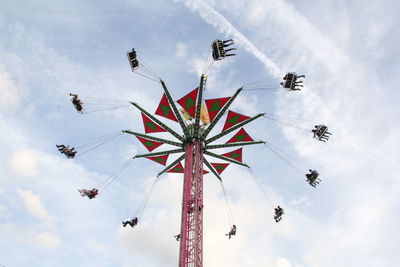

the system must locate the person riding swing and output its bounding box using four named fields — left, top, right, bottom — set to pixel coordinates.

left=70, top=93, right=83, bottom=113
left=306, top=169, right=321, bottom=187
left=274, top=206, right=284, bottom=222
left=78, top=188, right=99, bottom=199
left=122, top=217, right=138, bottom=228
left=225, top=225, right=237, bottom=239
